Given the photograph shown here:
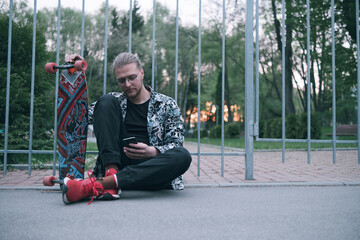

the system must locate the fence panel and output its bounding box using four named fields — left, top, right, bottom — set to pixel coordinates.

left=254, top=0, right=360, bottom=164
left=2, top=0, right=359, bottom=180
left=1, top=0, right=249, bottom=178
